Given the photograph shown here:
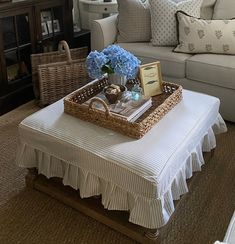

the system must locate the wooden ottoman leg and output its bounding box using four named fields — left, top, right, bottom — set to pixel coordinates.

left=211, top=148, right=215, bottom=158
left=25, top=167, right=38, bottom=189
left=145, top=229, right=159, bottom=242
